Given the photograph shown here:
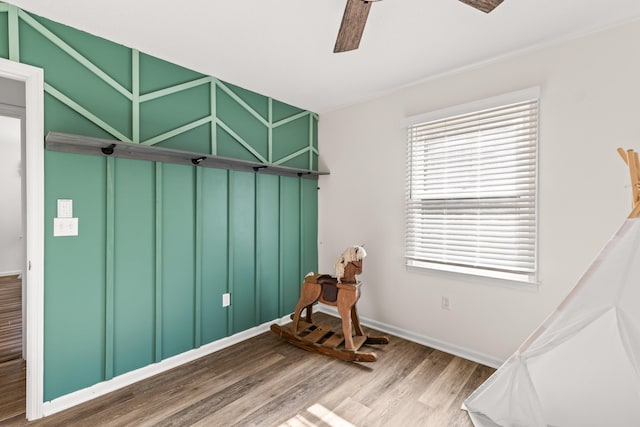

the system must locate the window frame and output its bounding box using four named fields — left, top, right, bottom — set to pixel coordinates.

left=403, top=87, right=540, bottom=284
